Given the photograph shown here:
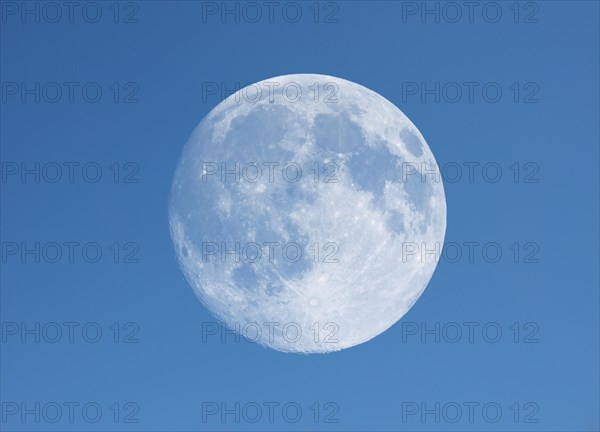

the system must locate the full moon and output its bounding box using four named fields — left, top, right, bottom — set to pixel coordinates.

left=169, top=74, right=446, bottom=353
